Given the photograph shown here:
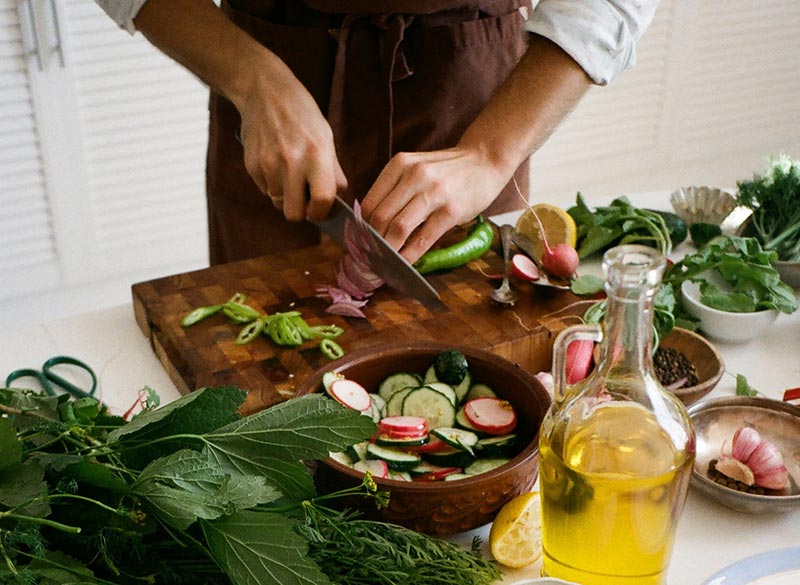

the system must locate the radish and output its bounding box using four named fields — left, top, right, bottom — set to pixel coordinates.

left=379, top=416, right=428, bottom=438
left=523, top=207, right=580, bottom=279
left=463, top=398, right=517, bottom=435
left=328, top=378, right=372, bottom=412
left=566, top=339, right=594, bottom=384
left=412, top=466, right=463, bottom=482
left=409, top=436, right=449, bottom=453
left=353, top=459, right=389, bottom=479
left=511, top=253, right=540, bottom=281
